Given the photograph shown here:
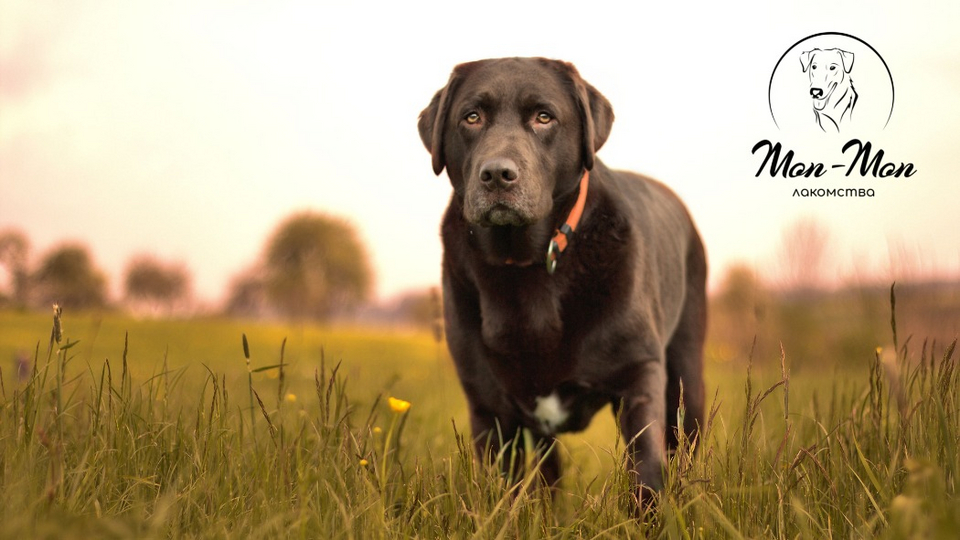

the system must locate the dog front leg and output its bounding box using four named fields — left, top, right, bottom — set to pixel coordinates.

left=468, top=409, right=561, bottom=487
left=614, top=363, right=667, bottom=508
left=468, top=408, right=525, bottom=481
